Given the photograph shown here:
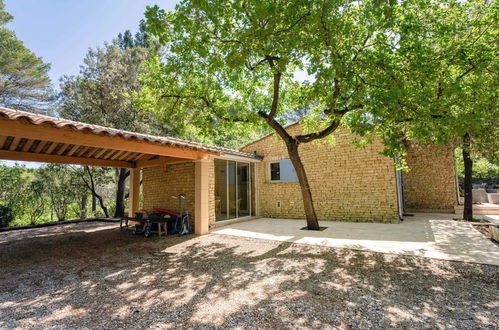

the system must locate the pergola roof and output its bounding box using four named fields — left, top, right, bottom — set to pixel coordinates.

left=0, top=107, right=261, bottom=168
